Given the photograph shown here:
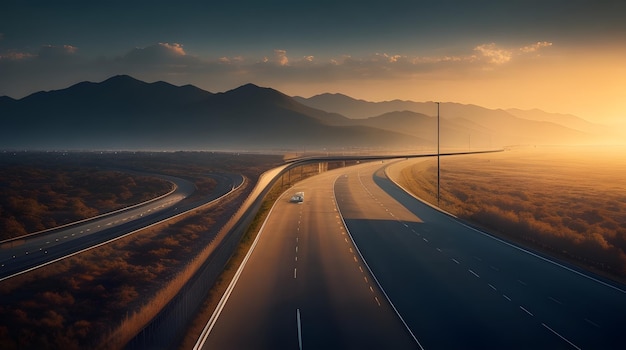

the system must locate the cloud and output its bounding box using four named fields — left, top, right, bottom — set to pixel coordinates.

left=519, top=41, right=553, bottom=53
left=474, top=43, right=513, bottom=64
left=0, top=50, right=35, bottom=61
left=122, top=43, right=190, bottom=65
left=0, top=44, right=79, bottom=62
left=38, top=45, right=79, bottom=59
left=0, top=41, right=555, bottom=98
left=473, top=41, right=553, bottom=66
left=273, top=49, right=289, bottom=66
